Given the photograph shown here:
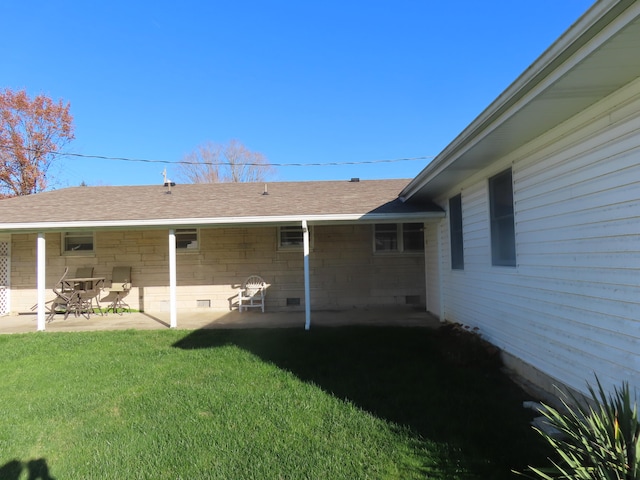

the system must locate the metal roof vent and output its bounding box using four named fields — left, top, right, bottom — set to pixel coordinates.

left=162, top=169, right=175, bottom=193
left=349, top=177, right=360, bottom=182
